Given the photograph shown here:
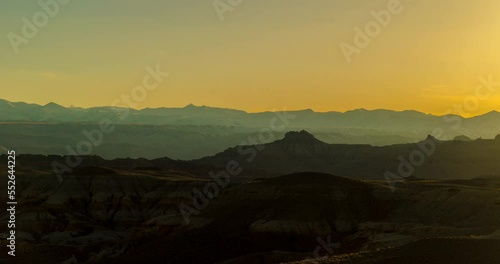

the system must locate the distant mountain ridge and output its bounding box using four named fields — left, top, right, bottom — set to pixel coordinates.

left=1, top=98, right=500, bottom=136
left=1, top=98, right=498, bottom=125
